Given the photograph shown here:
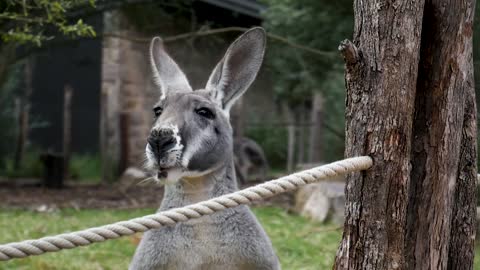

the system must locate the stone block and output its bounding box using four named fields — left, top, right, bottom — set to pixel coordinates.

left=295, top=181, right=346, bottom=224
left=117, top=167, right=148, bottom=192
